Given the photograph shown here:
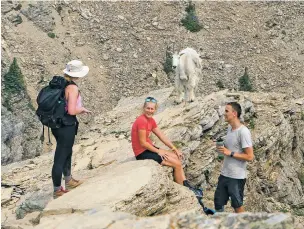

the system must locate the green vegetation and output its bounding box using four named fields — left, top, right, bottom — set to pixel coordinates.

left=47, top=32, right=56, bottom=38
left=216, top=80, right=225, bottom=89
left=56, top=5, right=63, bottom=14
left=12, top=15, right=23, bottom=25
left=293, top=208, right=304, bottom=216
left=279, top=207, right=289, bottom=213
left=172, top=141, right=186, bottom=149
left=248, top=118, right=255, bottom=129
left=4, top=58, right=26, bottom=95
left=3, top=58, right=34, bottom=112
left=163, top=48, right=173, bottom=75
left=301, top=111, right=304, bottom=121
left=298, top=169, right=304, bottom=186
left=14, top=4, right=22, bottom=11
left=239, top=67, right=253, bottom=92
left=3, top=58, right=26, bottom=110
left=181, top=2, right=202, bottom=32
